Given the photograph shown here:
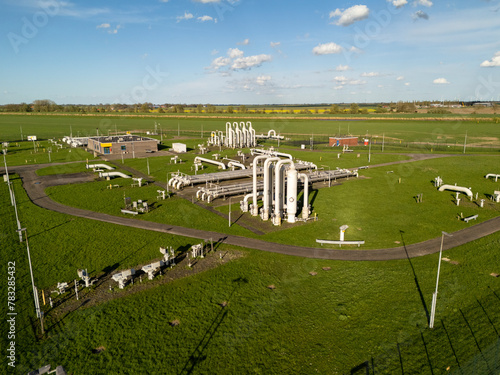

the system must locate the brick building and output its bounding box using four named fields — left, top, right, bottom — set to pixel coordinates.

left=87, top=135, right=158, bottom=156
left=328, top=137, right=358, bottom=147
